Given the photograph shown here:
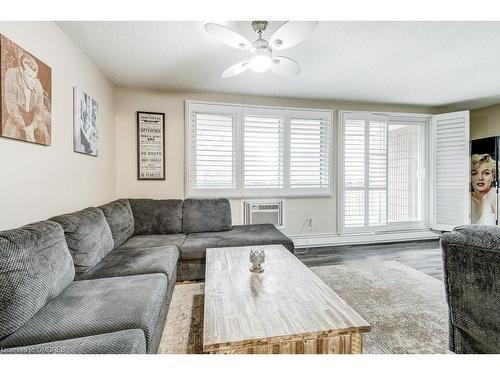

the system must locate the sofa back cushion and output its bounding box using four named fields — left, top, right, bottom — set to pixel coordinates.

left=182, top=198, right=232, bottom=234
left=0, top=221, right=75, bottom=340
left=129, top=199, right=183, bottom=235
left=50, top=207, right=114, bottom=274
left=99, top=199, right=134, bottom=249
